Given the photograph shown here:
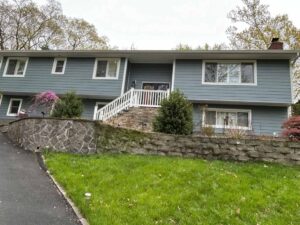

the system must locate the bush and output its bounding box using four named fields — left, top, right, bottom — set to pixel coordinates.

left=51, top=91, right=83, bottom=118
left=225, top=128, right=247, bottom=139
left=153, top=90, right=193, bottom=135
left=292, top=102, right=300, bottom=115
left=282, top=116, right=300, bottom=140
left=201, top=126, right=215, bottom=137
